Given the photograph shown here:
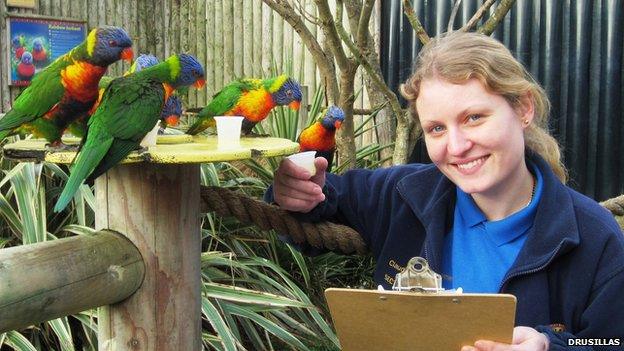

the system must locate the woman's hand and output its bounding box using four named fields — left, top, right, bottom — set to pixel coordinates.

left=461, top=326, right=549, bottom=351
left=273, top=157, right=328, bottom=213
